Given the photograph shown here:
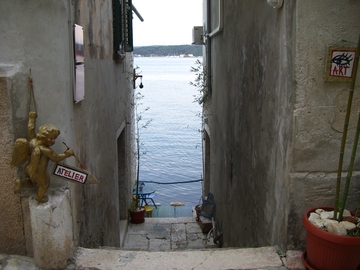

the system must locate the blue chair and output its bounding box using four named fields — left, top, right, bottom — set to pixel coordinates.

left=142, top=193, right=157, bottom=209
